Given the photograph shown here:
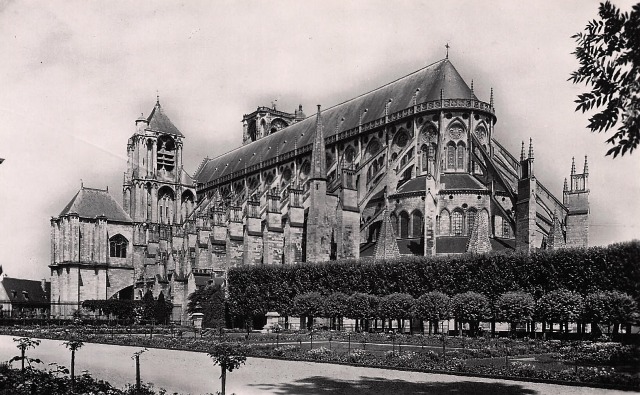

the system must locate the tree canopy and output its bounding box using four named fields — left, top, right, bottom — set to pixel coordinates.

left=570, top=1, right=640, bottom=157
